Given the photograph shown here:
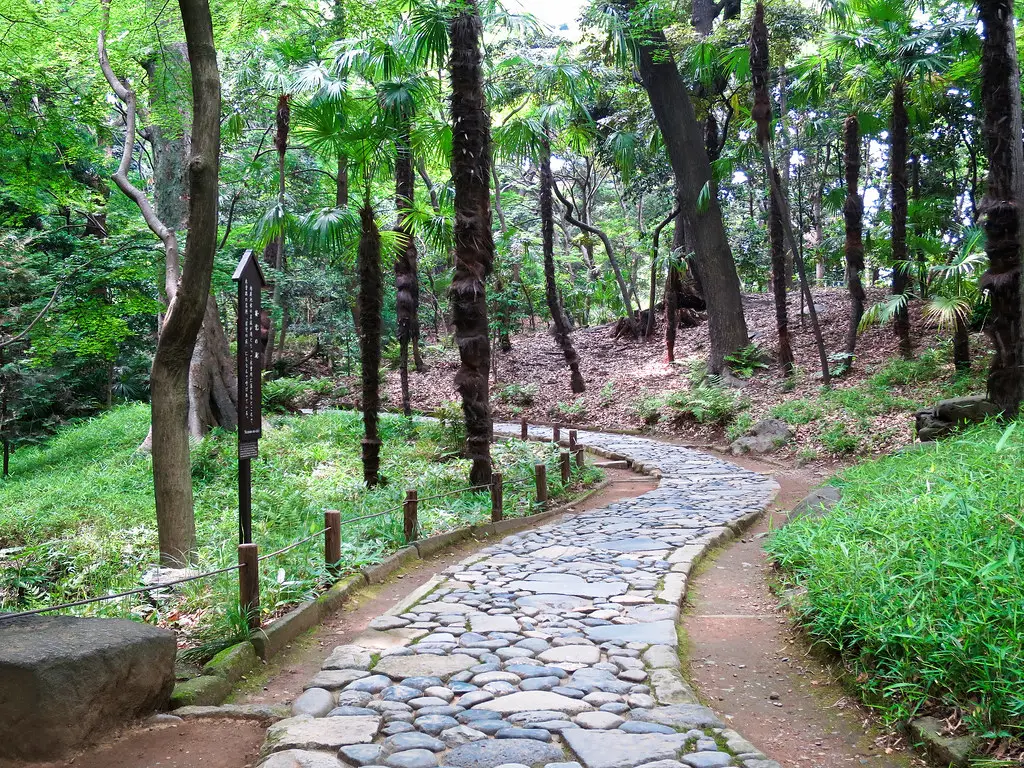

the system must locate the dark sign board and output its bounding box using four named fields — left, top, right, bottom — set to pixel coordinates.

left=233, top=250, right=266, bottom=453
